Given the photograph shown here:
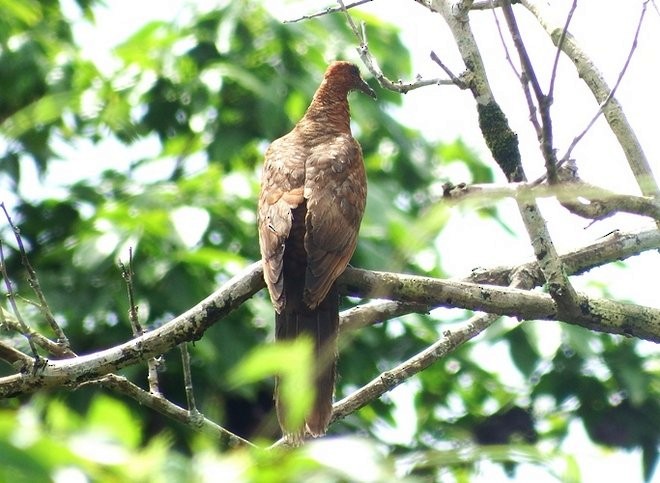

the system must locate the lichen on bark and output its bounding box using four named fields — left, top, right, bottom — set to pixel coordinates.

left=477, top=102, right=523, bottom=182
